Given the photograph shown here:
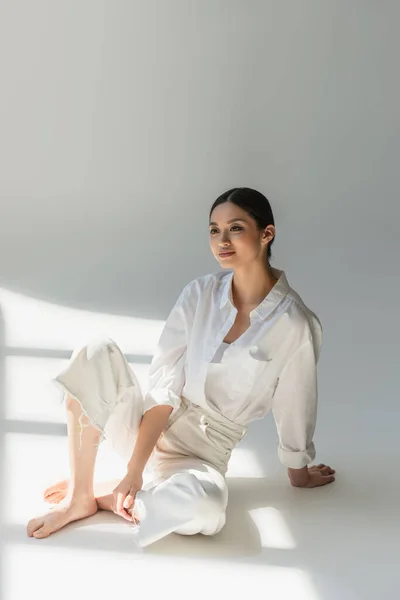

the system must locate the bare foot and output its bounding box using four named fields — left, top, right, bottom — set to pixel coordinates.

left=27, top=497, right=98, bottom=538
left=41, top=479, right=137, bottom=522
left=96, top=492, right=114, bottom=511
